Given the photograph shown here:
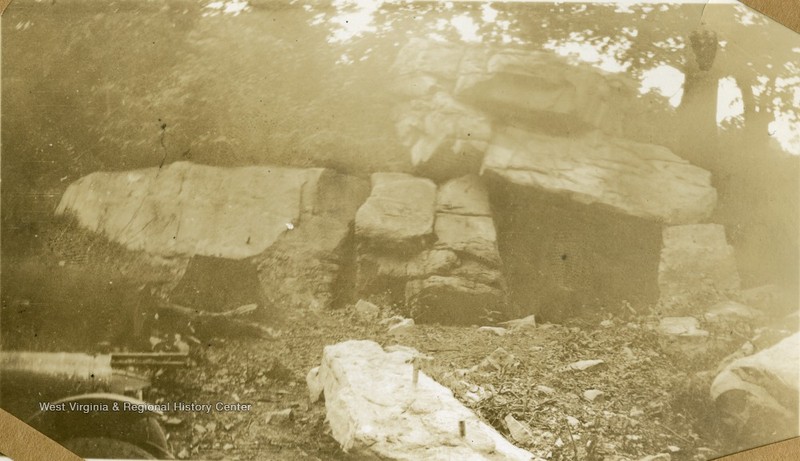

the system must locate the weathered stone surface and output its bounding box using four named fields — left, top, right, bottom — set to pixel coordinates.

left=711, top=332, right=799, bottom=445
left=406, top=276, right=506, bottom=324
left=392, top=38, right=637, bottom=136
left=658, top=224, right=741, bottom=311
left=355, top=173, right=437, bottom=250
left=56, top=161, right=316, bottom=259
left=434, top=213, right=501, bottom=267
left=395, top=93, right=492, bottom=180
left=453, top=48, right=636, bottom=136
left=57, top=162, right=369, bottom=311
left=316, top=340, right=534, bottom=460
left=356, top=174, right=508, bottom=323
left=437, top=175, right=492, bottom=216
left=255, top=170, right=369, bottom=310
left=482, top=128, right=717, bottom=225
